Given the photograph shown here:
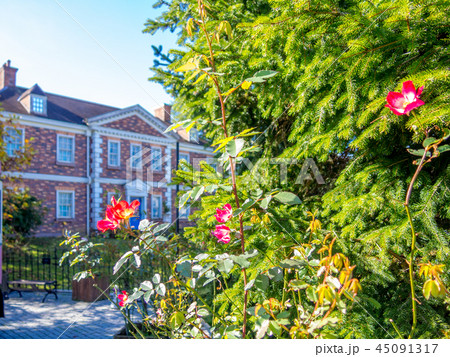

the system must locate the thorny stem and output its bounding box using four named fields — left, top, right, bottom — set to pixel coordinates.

left=196, top=1, right=248, bottom=338
left=405, top=148, right=429, bottom=339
